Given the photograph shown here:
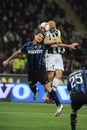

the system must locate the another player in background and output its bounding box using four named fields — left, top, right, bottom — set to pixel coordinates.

left=67, top=61, right=87, bottom=130
left=3, top=32, right=79, bottom=117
